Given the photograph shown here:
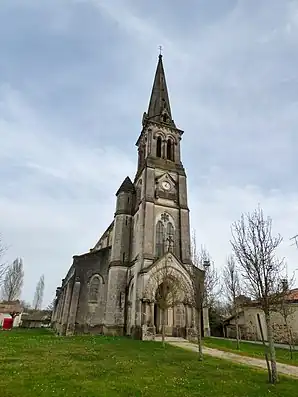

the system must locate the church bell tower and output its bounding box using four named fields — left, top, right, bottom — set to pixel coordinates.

left=132, top=54, right=192, bottom=270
